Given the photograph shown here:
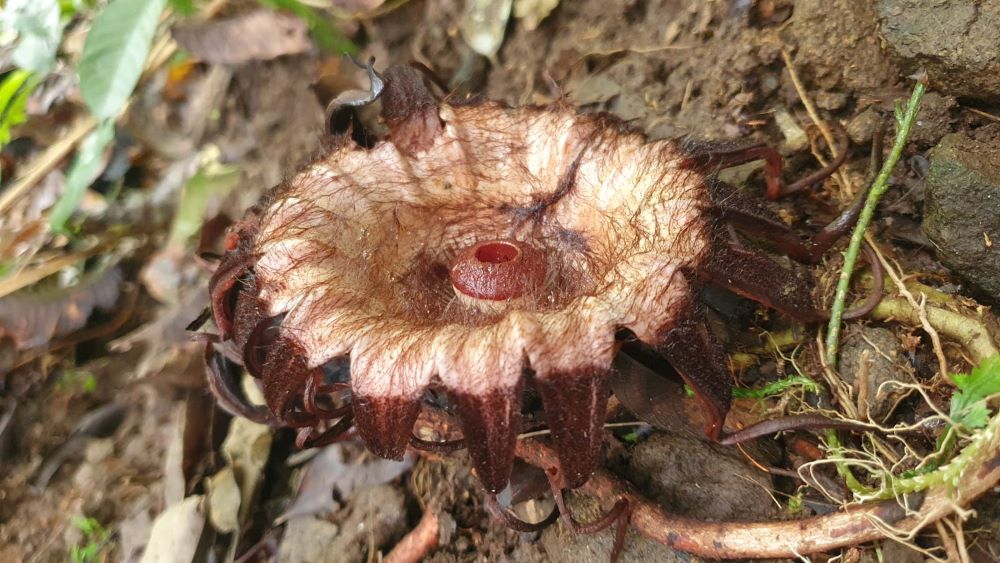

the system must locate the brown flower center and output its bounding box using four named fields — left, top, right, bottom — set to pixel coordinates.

left=449, top=240, right=545, bottom=309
